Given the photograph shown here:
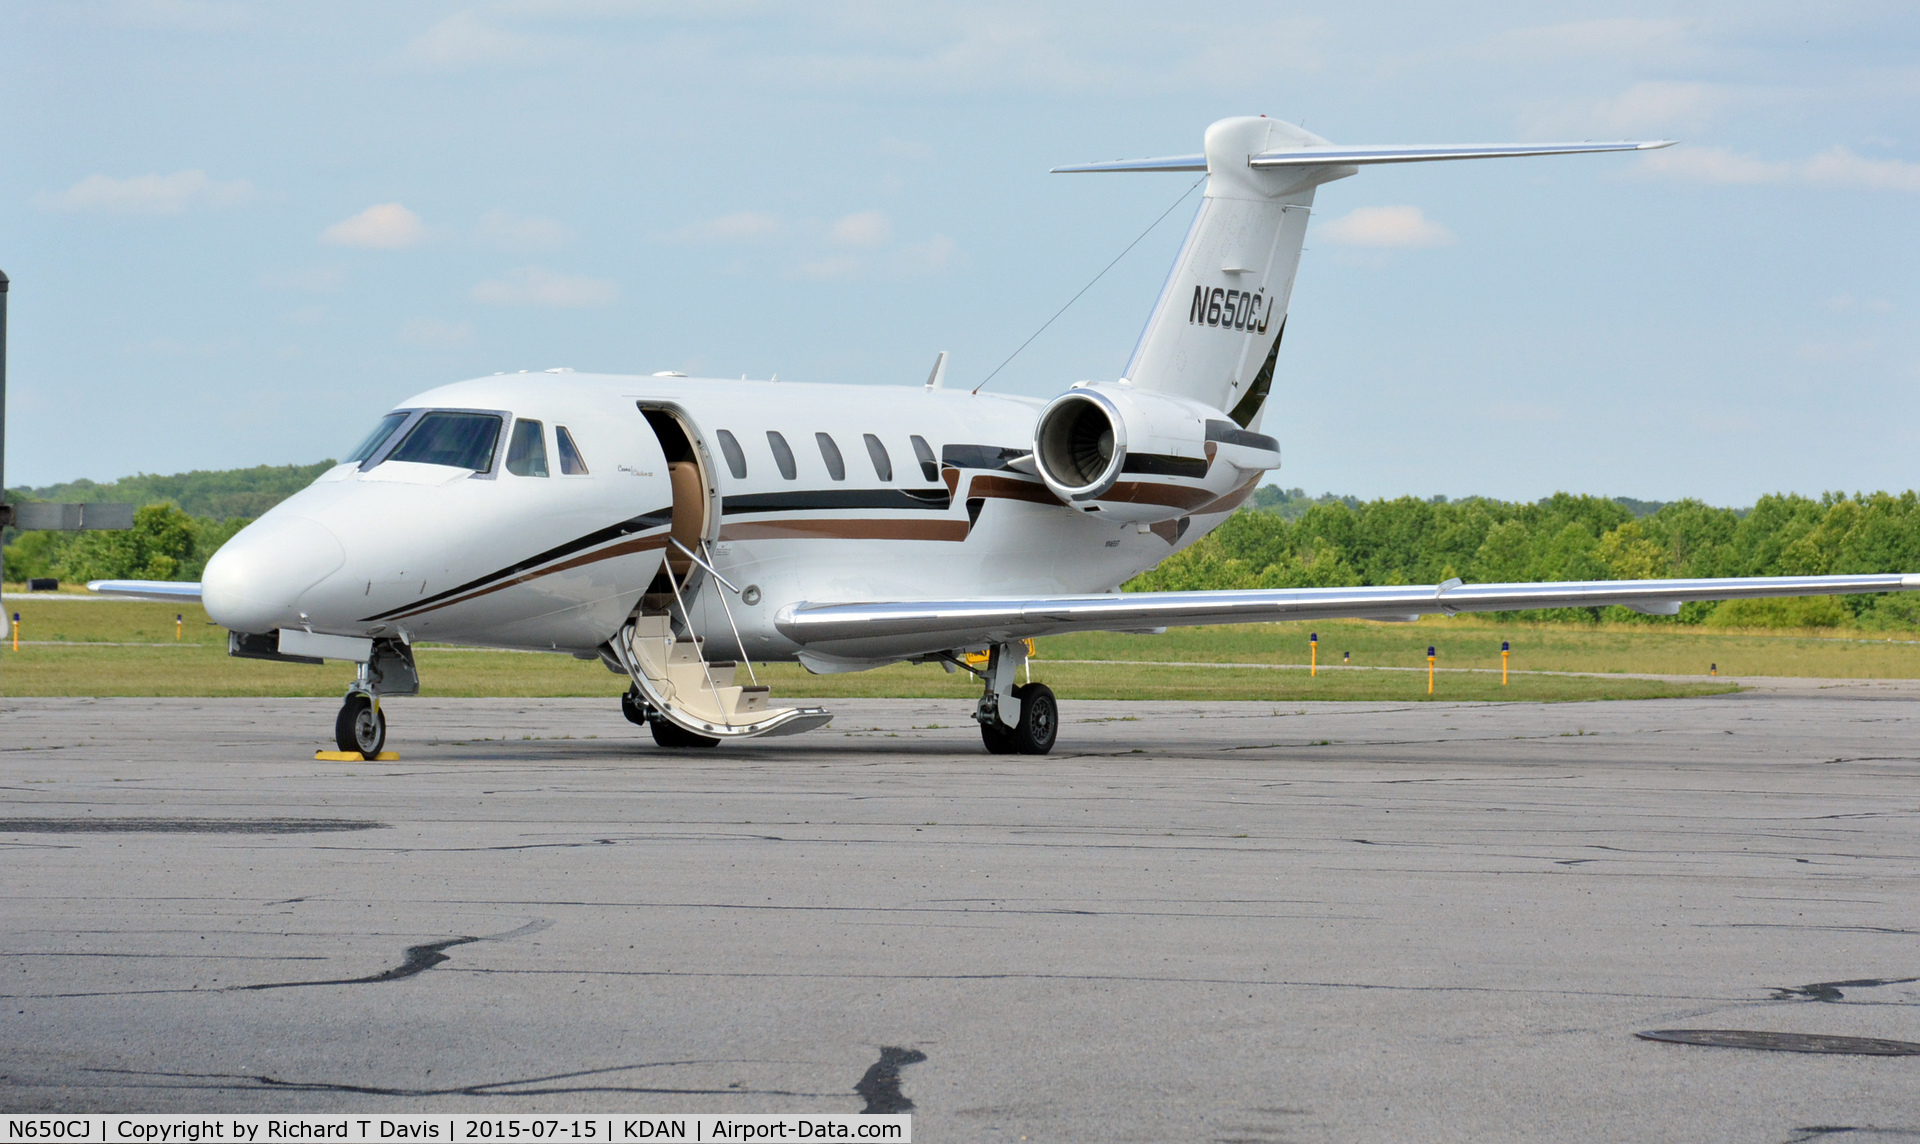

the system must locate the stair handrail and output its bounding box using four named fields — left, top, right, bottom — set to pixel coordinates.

left=701, top=539, right=759, bottom=688
left=663, top=552, right=730, bottom=727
